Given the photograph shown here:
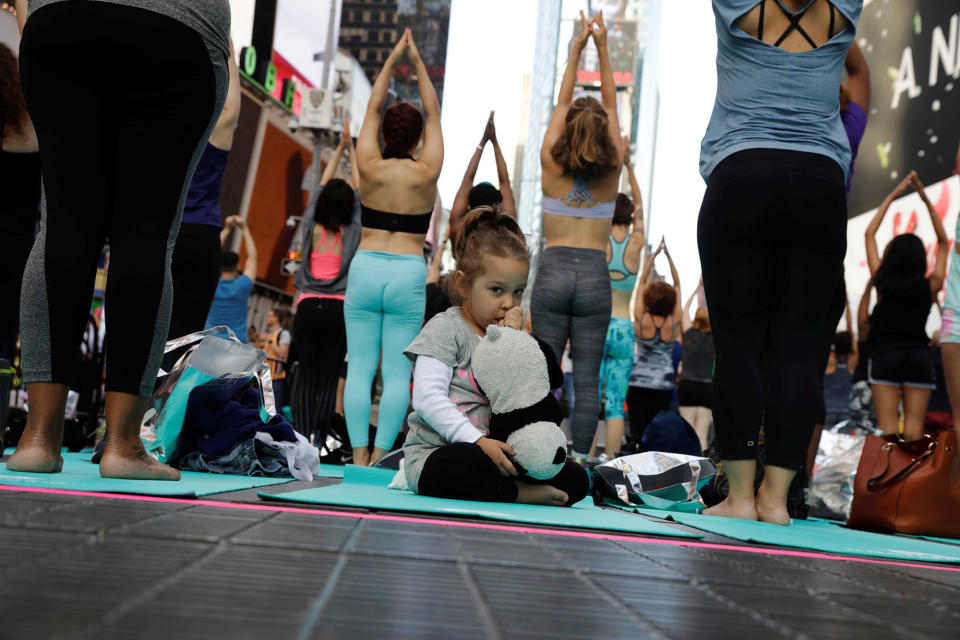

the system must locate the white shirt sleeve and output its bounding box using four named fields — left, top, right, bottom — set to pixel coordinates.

left=412, top=356, right=485, bottom=444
